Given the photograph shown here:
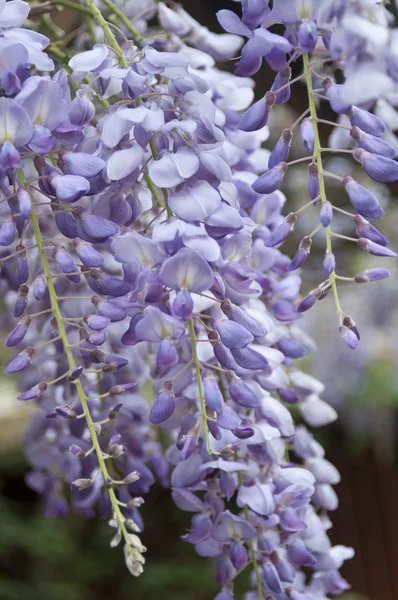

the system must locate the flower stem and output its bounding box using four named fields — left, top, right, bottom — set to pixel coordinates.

left=188, top=319, right=216, bottom=455
left=18, top=168, right=140, bottom=568
left=237, top=471, right=263, bottom=600
left=83, top=0, right=128, bottom=66
left=149, top=138, right=173, bottom=218
left=302, top=53, right=343, bottom=322
left=100, top=0, right=142, bottom=41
